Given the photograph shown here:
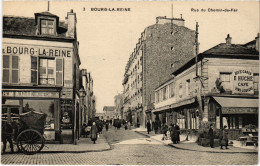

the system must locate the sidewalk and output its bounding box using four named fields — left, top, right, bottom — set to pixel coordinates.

left=135, top=129, right=258, bottom=154
left=1, top=134, right=111, bottom=154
